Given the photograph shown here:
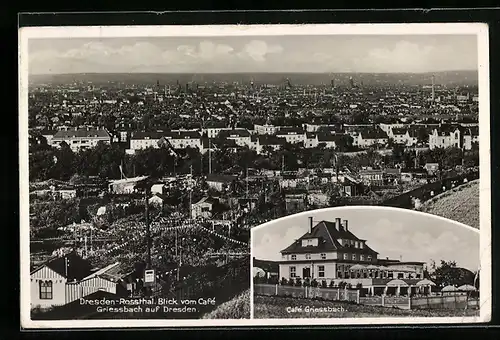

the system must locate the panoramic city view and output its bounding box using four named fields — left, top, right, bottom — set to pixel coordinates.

left=25, top=32, right=481, bottom=320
